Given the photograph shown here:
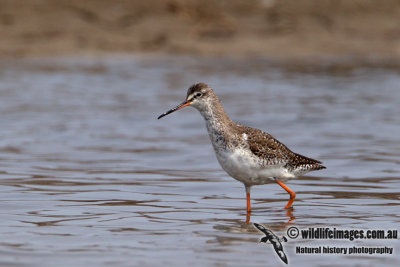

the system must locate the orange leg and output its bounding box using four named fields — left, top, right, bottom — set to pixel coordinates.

left=276, top=179, right=296, bottom=209
left=245, top=185, right=251, bottom=224
left=246, top=192, right=251, bottom=213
